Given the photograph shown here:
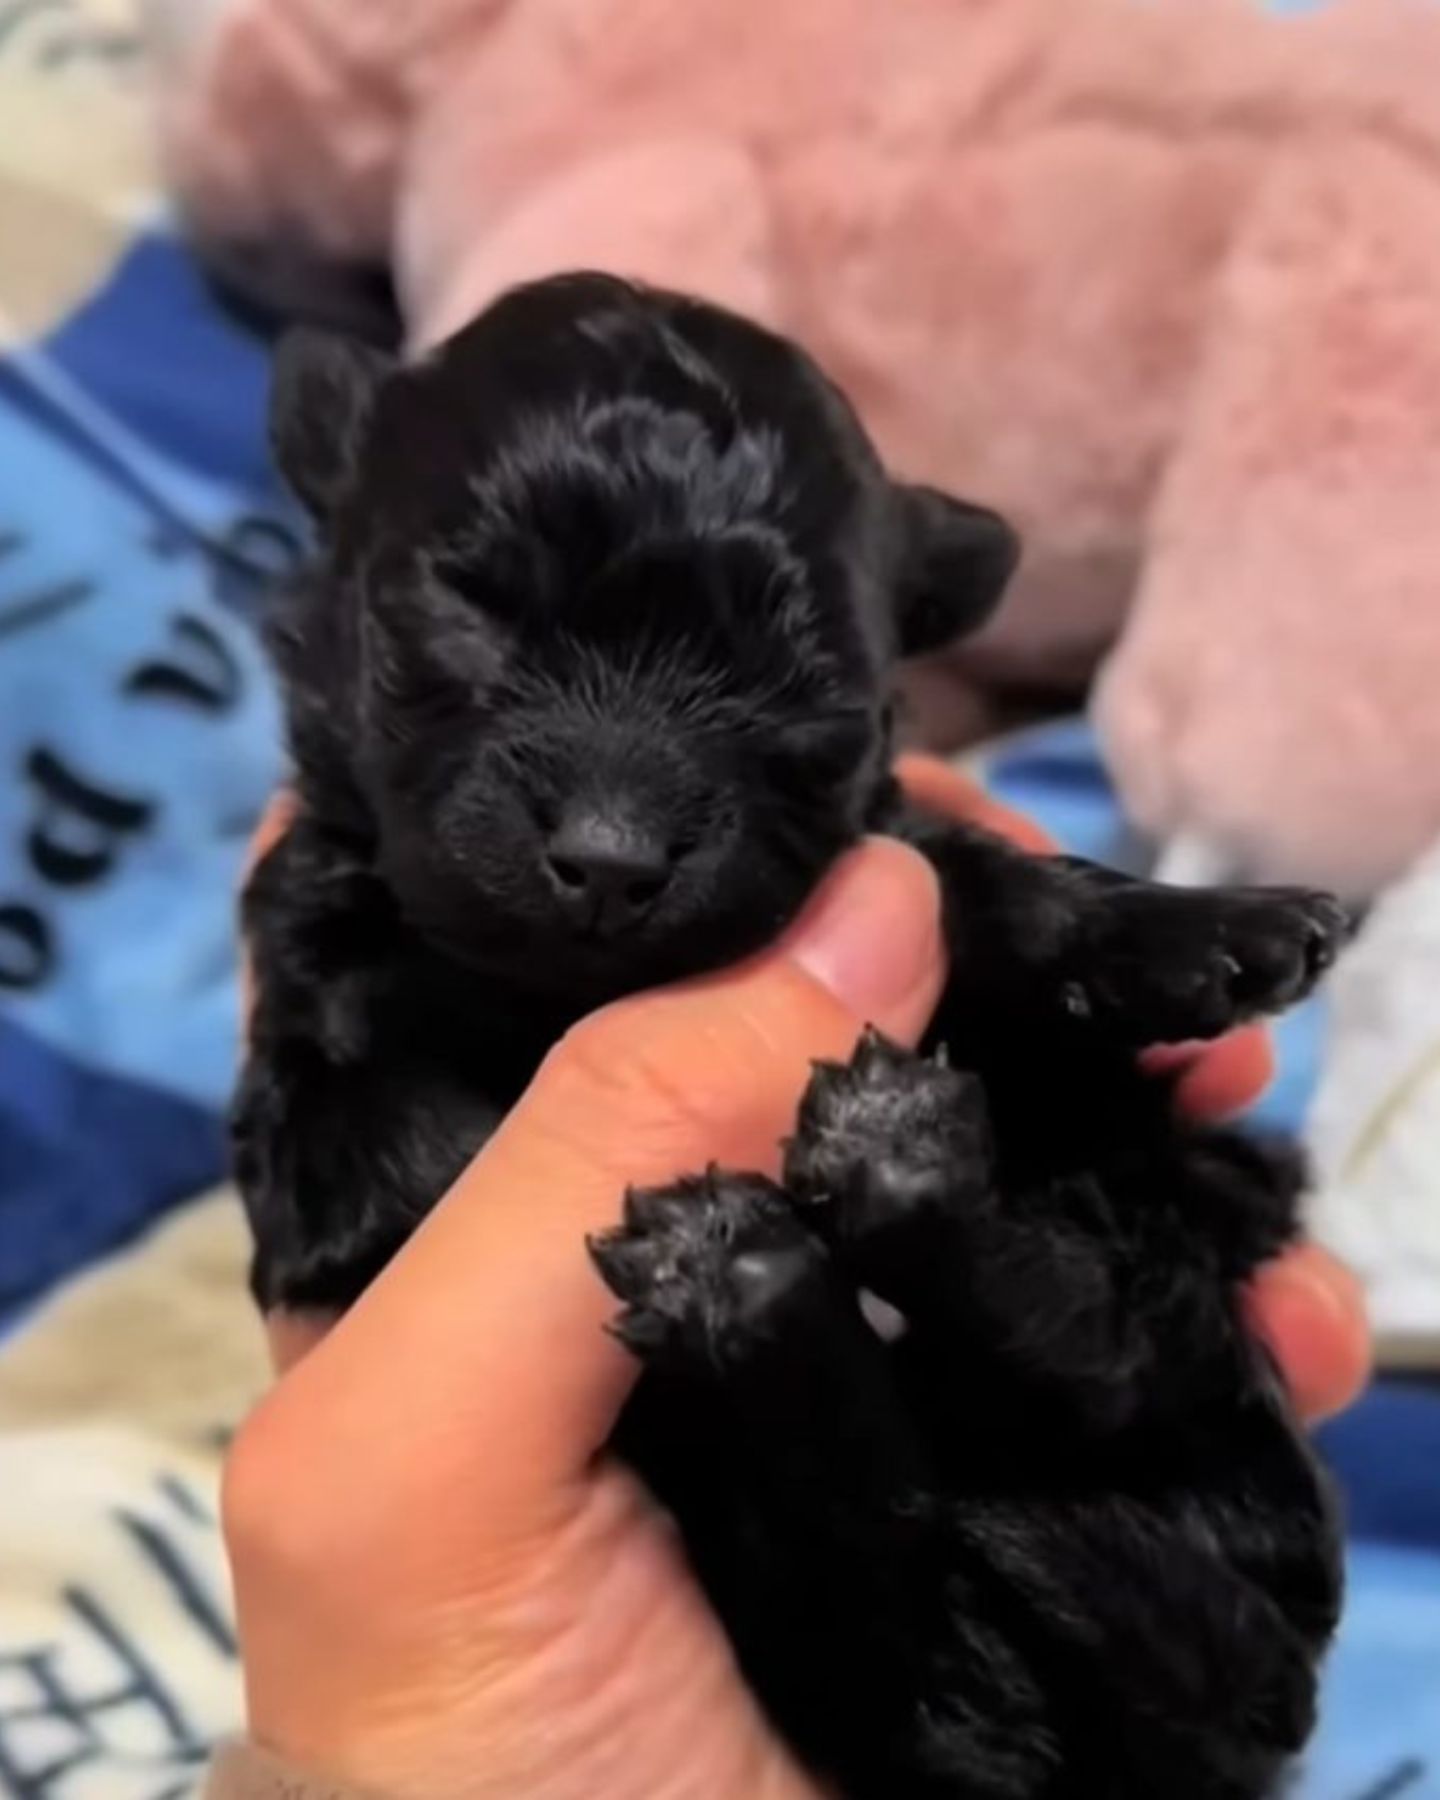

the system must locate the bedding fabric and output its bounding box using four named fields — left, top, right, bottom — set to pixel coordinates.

left=0, top=1, right=286, bottom=1334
